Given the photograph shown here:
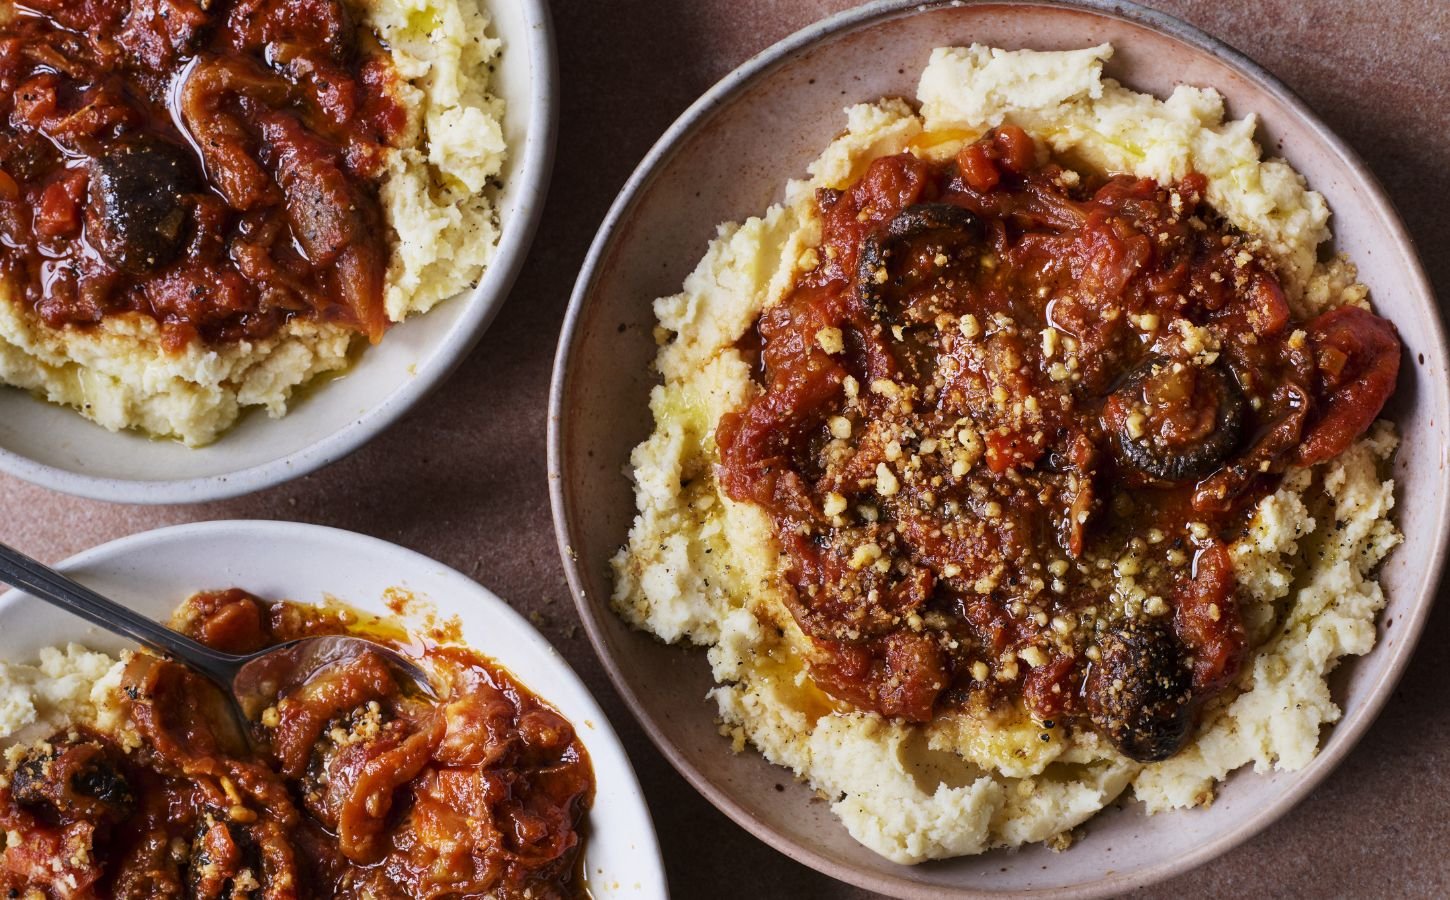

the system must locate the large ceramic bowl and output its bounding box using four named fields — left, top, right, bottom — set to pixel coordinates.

left=0, top=521, right=667, bottom=898
left=549, top=0, right=1449, bottom=896
left=0, top=0, right=557, bottom=505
